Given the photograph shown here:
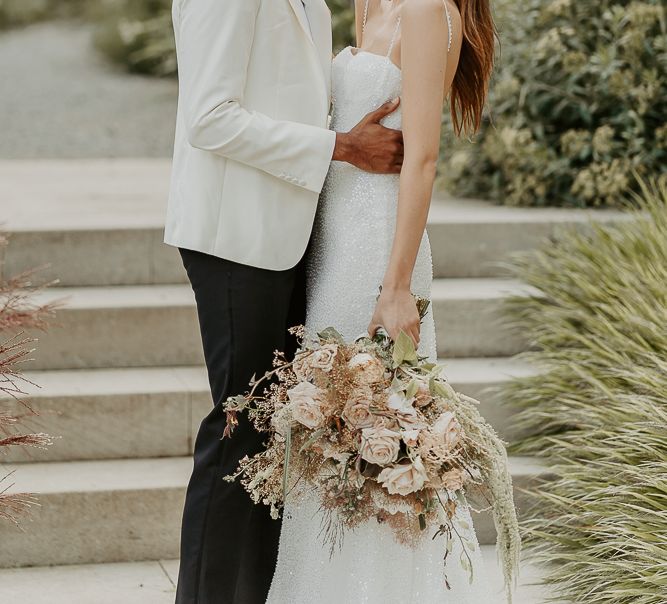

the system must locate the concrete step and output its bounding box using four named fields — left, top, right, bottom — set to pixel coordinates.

left=0, top=456, right=545, bottom=568
left=25, top=285, right=203, bottom=370
left=0, top=547, right=552, bottom=603
left=1, top=160, right=628, bottom=286
left=0, top=159, right=184, bottom=287
left=432, top=278, right=536, bottom=358
left=0, top=457, right=189, bottom=568
left=429, top=195, right=628, bottom=278
left=4, top=358, right=535, bottom=463
left=2, top=367, right=210, bottom=462
left=24, top=279, right=533, bottom=370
